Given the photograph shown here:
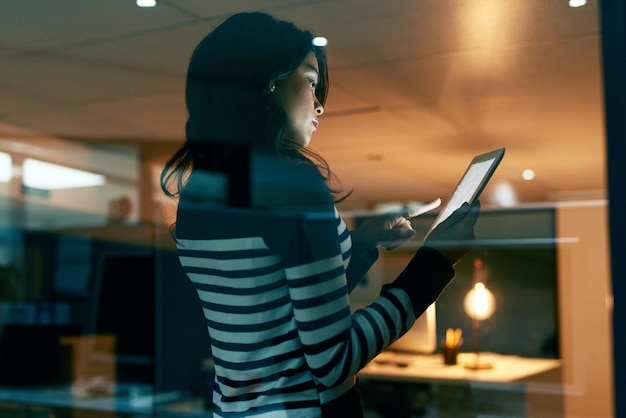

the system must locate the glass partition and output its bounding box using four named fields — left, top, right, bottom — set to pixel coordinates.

left=0, top=1, right=618, bottom=417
